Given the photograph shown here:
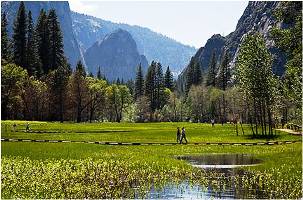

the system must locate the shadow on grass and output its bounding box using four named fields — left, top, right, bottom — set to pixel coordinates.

left=244, top=134, right=281, bottom=140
